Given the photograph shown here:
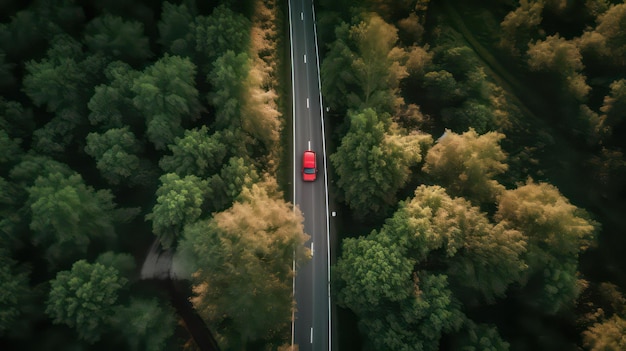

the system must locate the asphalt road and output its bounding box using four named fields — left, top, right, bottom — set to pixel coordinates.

left=288, top=0, right=331, bottom=350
